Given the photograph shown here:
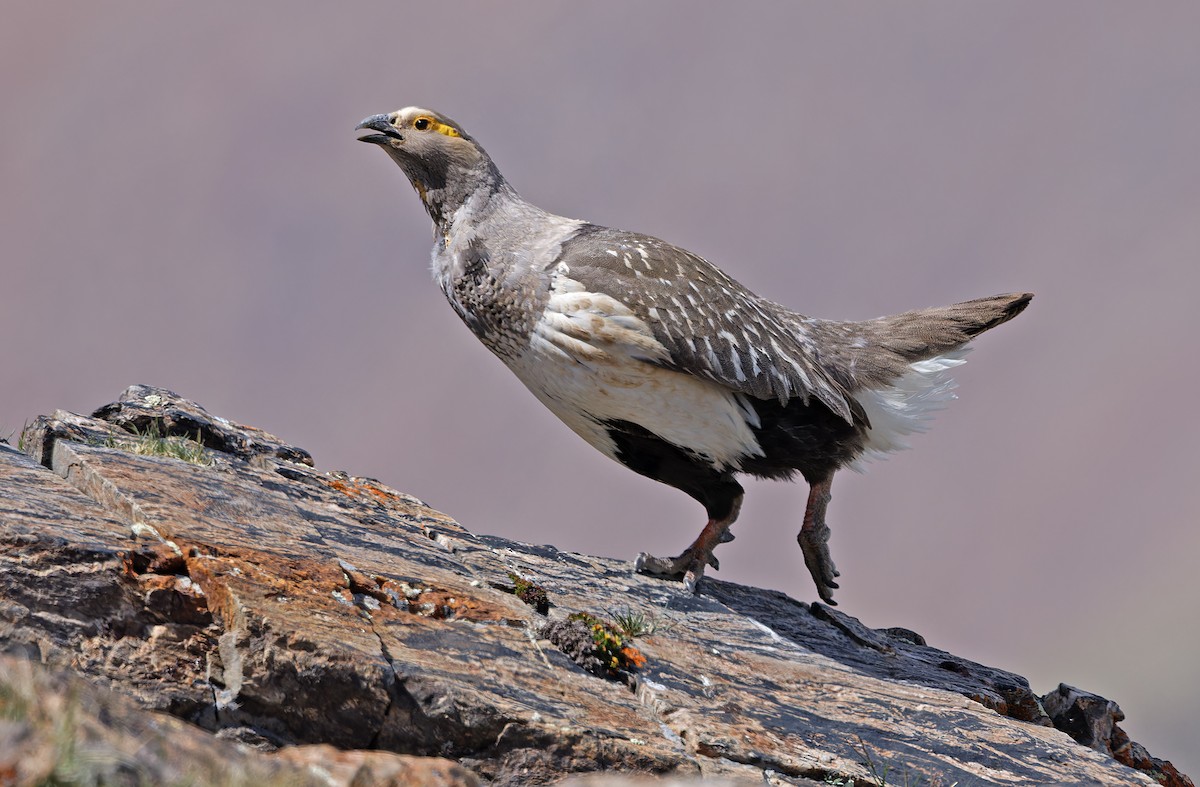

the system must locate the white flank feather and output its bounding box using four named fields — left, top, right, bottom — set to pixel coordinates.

left=850, top=348, right=970, bottom=469
left=509, top=275, right=765, bottom=471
